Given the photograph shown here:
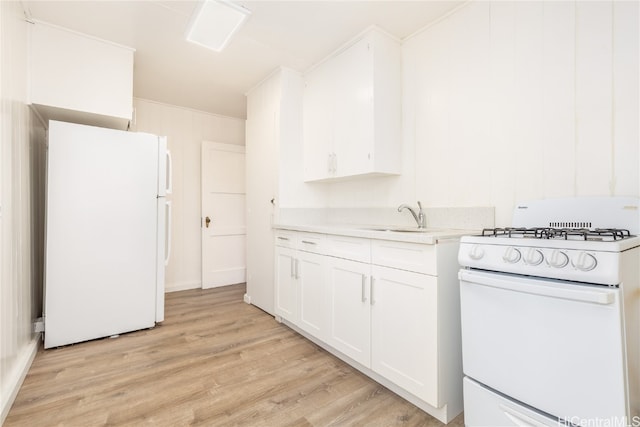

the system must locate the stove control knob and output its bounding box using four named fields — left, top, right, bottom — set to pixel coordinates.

left=502, top=247, right=521, bottom=264
left=469, top=245, right=485, bottom=260
left=523, top=248, right=544, bottom=266
left=546, top=250, right=569, bottom=268
left=572, top=252, right=597, bottom=272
